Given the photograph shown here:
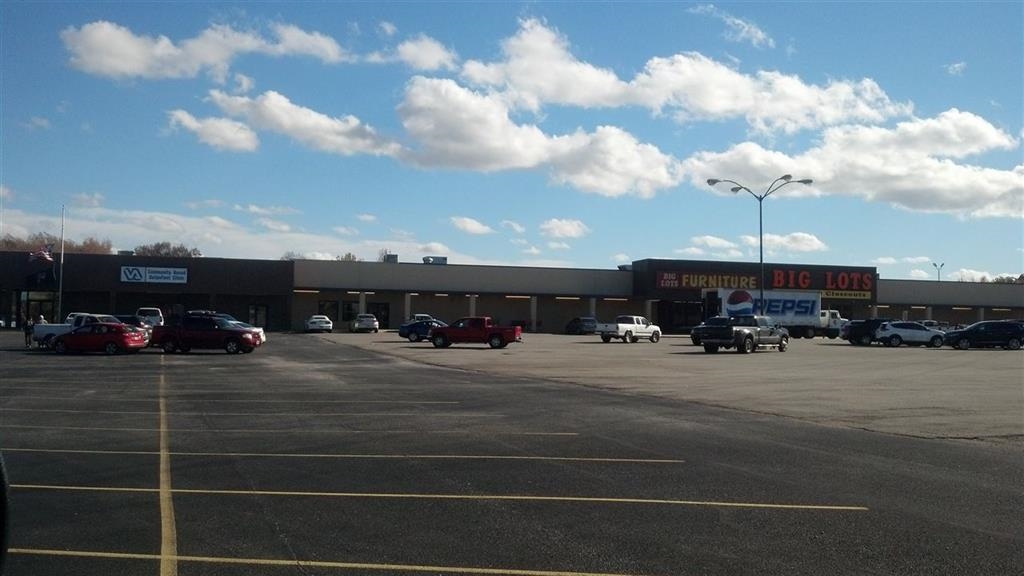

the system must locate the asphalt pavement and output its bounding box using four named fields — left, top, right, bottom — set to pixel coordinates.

left=1, top=332, right=1021, bottom=575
